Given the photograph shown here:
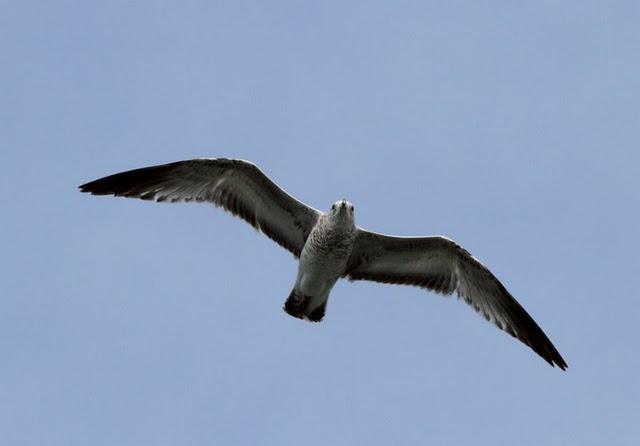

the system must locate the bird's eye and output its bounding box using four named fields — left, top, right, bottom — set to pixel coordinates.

left=350, top=205, right=354, bottom=212
left=331, top=204, right=336, bottom=211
